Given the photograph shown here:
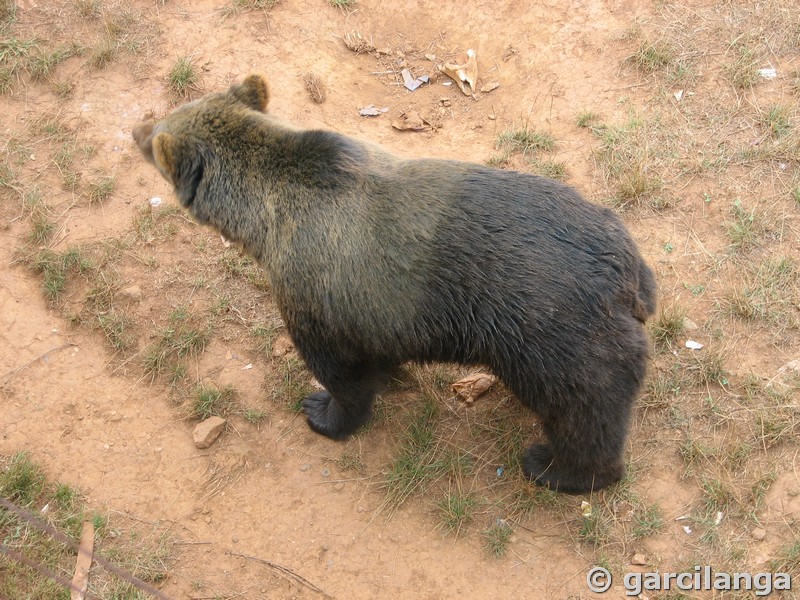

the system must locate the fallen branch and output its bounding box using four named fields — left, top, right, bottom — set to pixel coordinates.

left=227, top=551, right=333, bottom=598
left=70, top=521, right=95, bottom=600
